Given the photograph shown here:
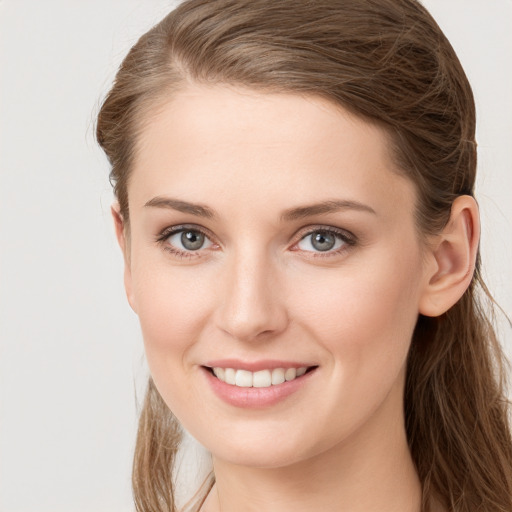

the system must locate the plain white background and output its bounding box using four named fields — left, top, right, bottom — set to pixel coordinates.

left=0, top=1, right=511, bottom=511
